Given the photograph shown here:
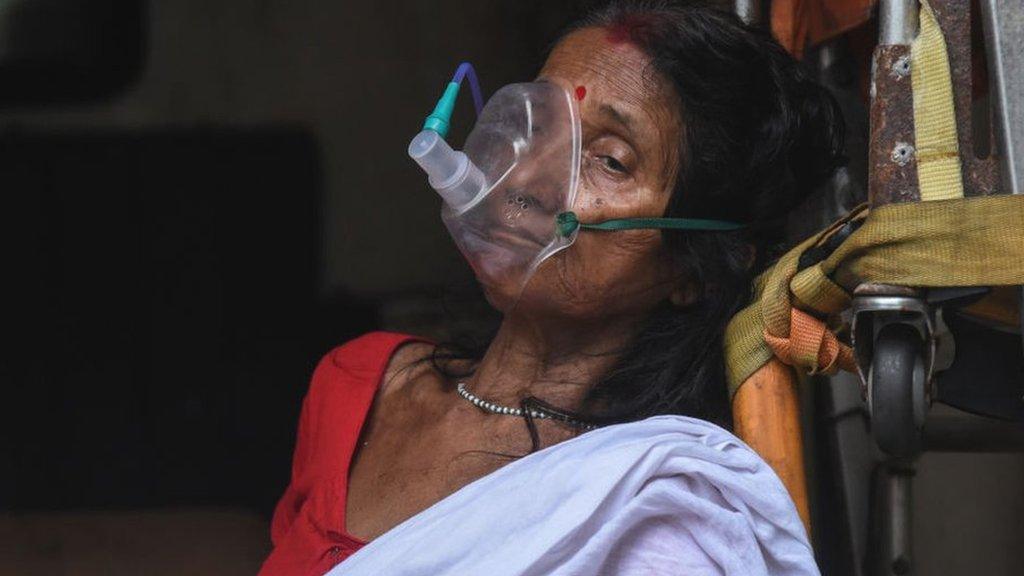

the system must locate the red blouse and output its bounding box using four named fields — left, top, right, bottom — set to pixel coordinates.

left=259, top=331, right=423, bottom=576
